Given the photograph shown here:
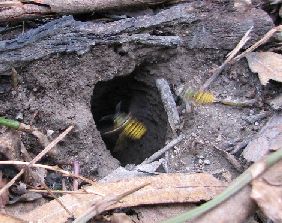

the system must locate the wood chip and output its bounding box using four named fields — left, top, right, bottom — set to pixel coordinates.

left=20, top=173, right=226, bottom=223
